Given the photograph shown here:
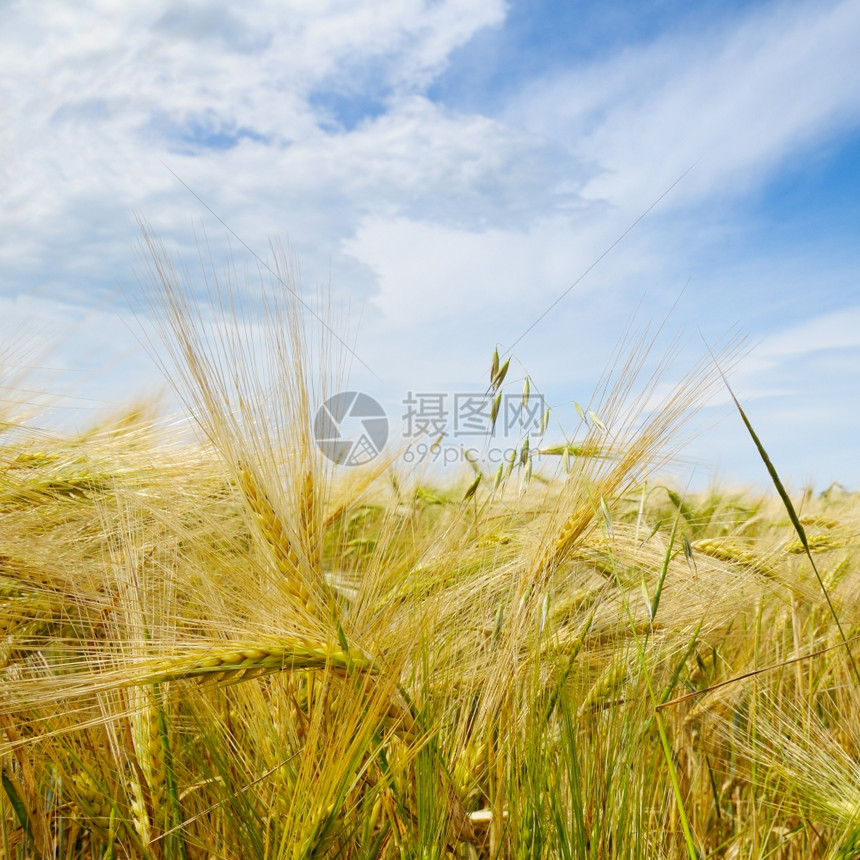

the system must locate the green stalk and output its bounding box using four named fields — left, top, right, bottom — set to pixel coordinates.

left=660, top=618, right=704, bottom=706
left=650, top=512, right=680, bottom=625
left=602, top=521, right=701, bottom=859
left=153, top=684, right=187, bottom=860
left=652, top=707, right=698, bottom=858
left=713, top=357, right=860, bottom=687
left=1, top=771, right=39, bottom=860
left=540, top=607, right=597, bottom=729
left=0, top=783, right=11, bottom=860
